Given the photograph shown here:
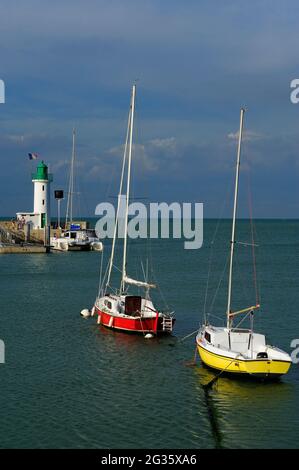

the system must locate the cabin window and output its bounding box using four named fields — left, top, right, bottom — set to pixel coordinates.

left=42, top=199, right=45, bottom=205
left=204, top=331, right=211, bottom=343
left=42, top=185, right=44, bottom=191
left=257, top=352, right=268, bottom=359
left=70, top=233, right=76, bottom=239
